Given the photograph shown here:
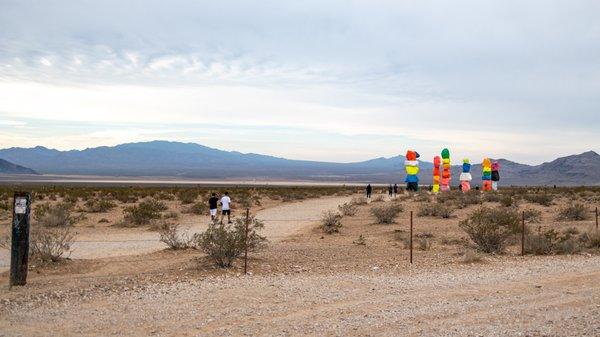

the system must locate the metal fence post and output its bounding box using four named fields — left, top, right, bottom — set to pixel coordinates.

left=10, top=192, right=31, bottom=287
